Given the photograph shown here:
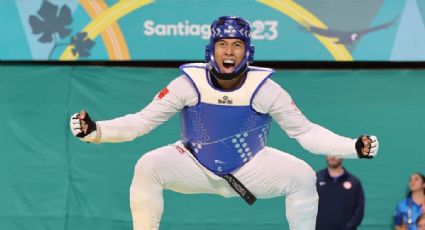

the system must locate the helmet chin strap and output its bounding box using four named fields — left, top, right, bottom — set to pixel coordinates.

left=210, top=63, right=248, bottom=81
